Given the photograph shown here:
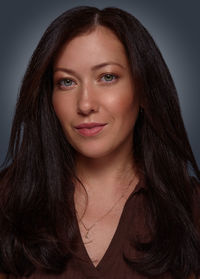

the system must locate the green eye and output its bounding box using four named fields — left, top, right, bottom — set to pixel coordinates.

left=60, top=79, right=75, bottom=87
left=104, top=74, right=114, bottom=81
left=103, top=74, right=117, bottom=82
